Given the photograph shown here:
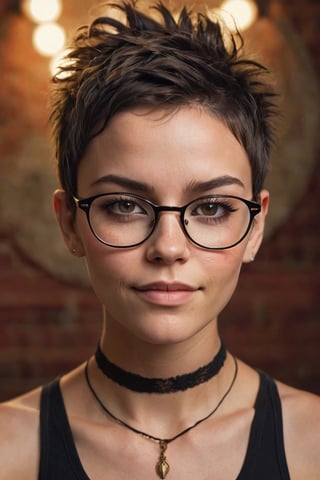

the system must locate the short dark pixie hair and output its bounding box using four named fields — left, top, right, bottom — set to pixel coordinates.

left=50, top=1, right=277, bottom=203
